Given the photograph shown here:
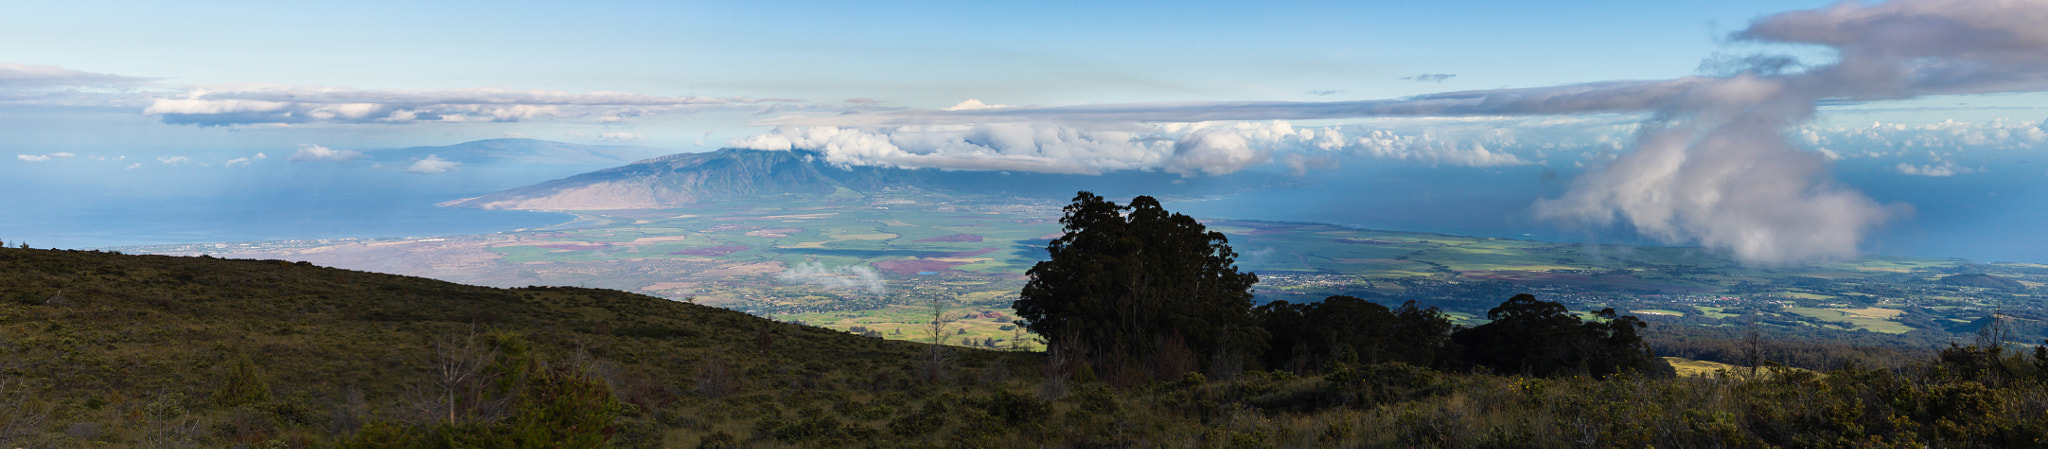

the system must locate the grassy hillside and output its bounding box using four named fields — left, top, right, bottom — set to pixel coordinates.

left=6, top=247, right=2048, bottom=448
left=0, top=247, right=1030, bottom=447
